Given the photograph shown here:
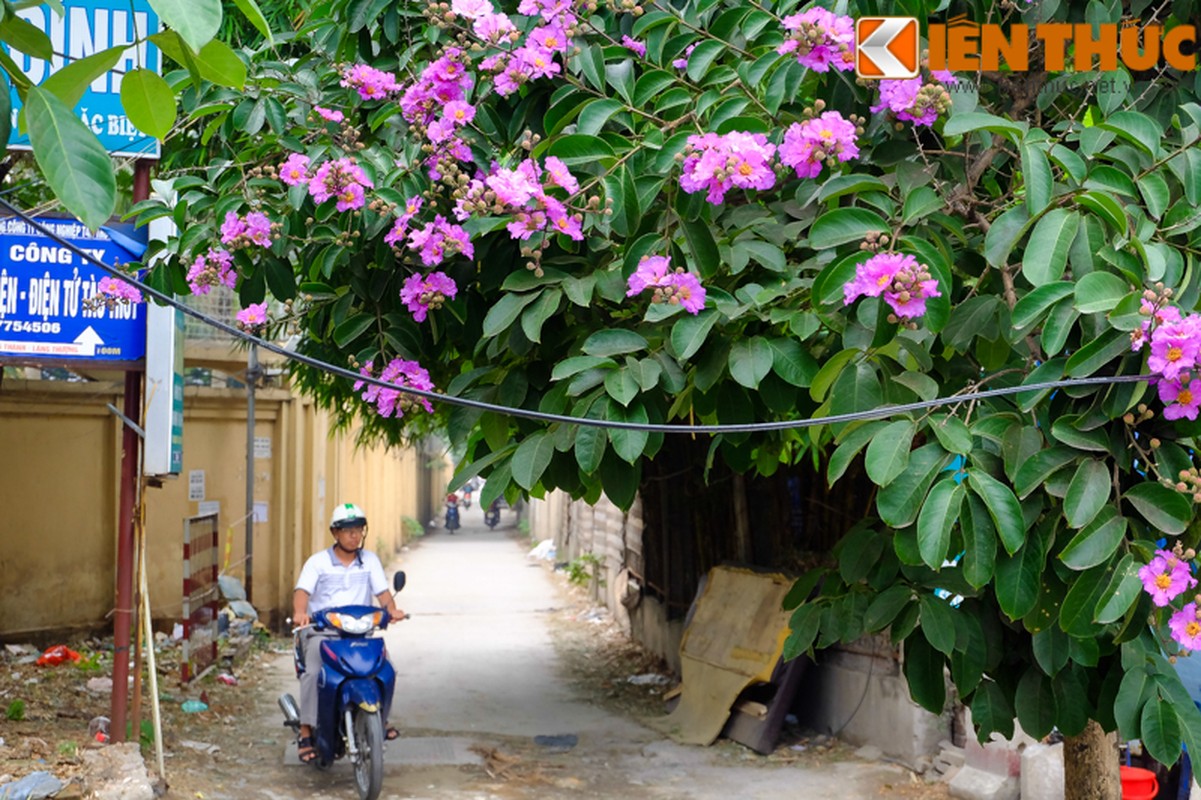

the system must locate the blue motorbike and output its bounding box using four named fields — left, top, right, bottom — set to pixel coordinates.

left=279, top=572, right=406, bottom=800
